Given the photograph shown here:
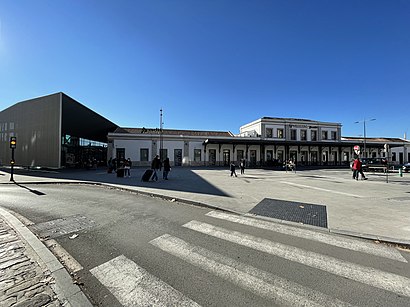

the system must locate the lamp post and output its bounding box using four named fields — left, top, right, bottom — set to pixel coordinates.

left=355, top=118, right=376, bottom=158
left=159, top=109, right=164, bottom=160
